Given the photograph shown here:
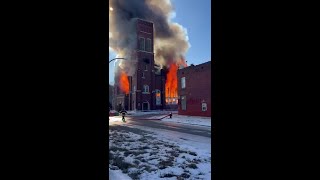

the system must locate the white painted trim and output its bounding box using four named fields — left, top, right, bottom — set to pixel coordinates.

left=140, top=31, right=152, bottom=35
left=136, top=50, right=154, bottom=54
left=139, top=37, right=145, bottom=51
